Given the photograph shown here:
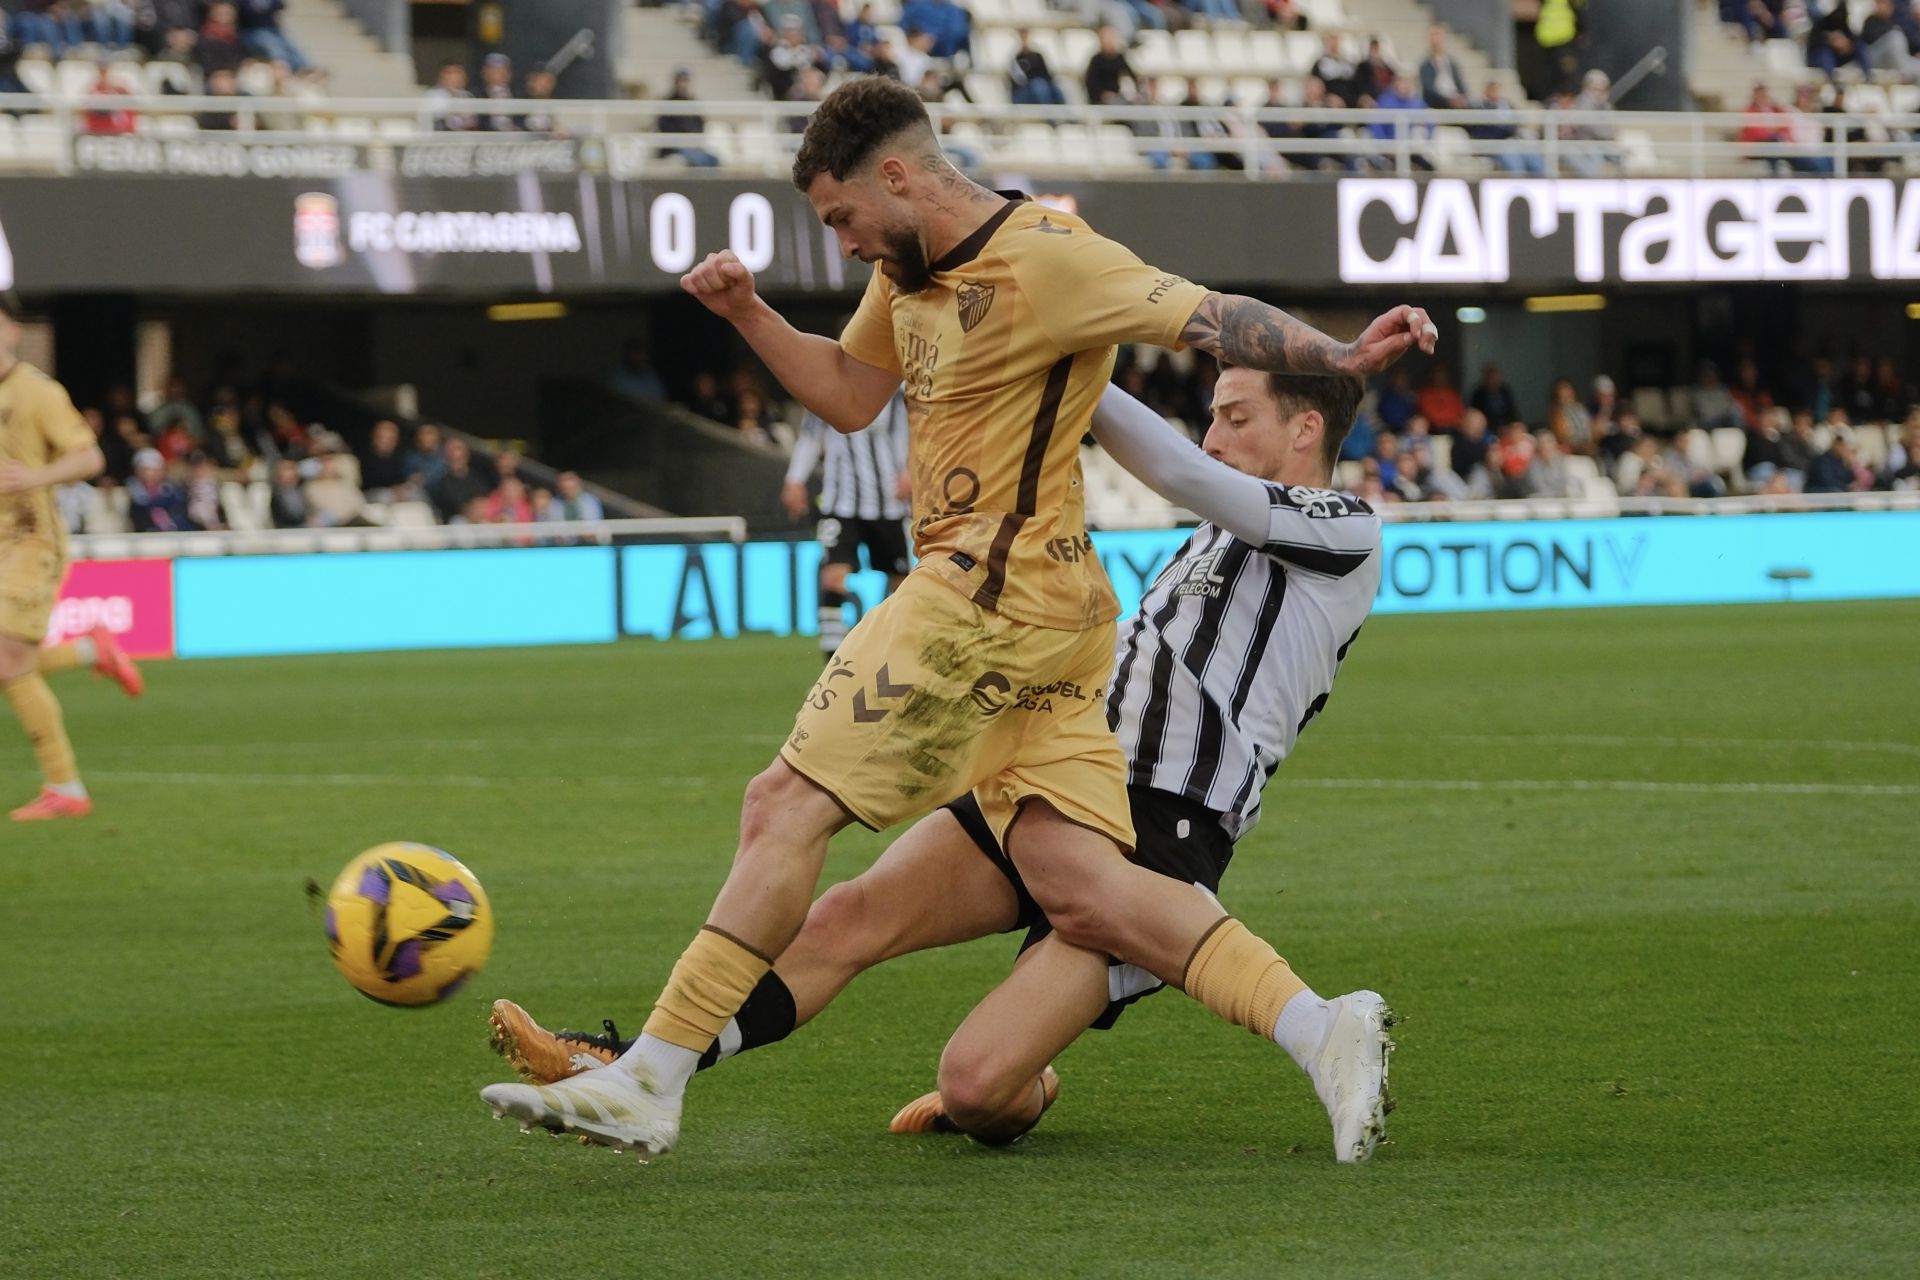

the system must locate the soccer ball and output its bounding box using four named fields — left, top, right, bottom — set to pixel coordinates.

left=323, top=843, right=494, bottom=1006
